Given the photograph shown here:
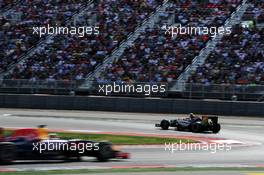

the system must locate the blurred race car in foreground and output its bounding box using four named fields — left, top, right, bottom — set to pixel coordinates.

left=155, top=114, right=221, bottom=133
left=0, top=126, right=129, bottom=164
